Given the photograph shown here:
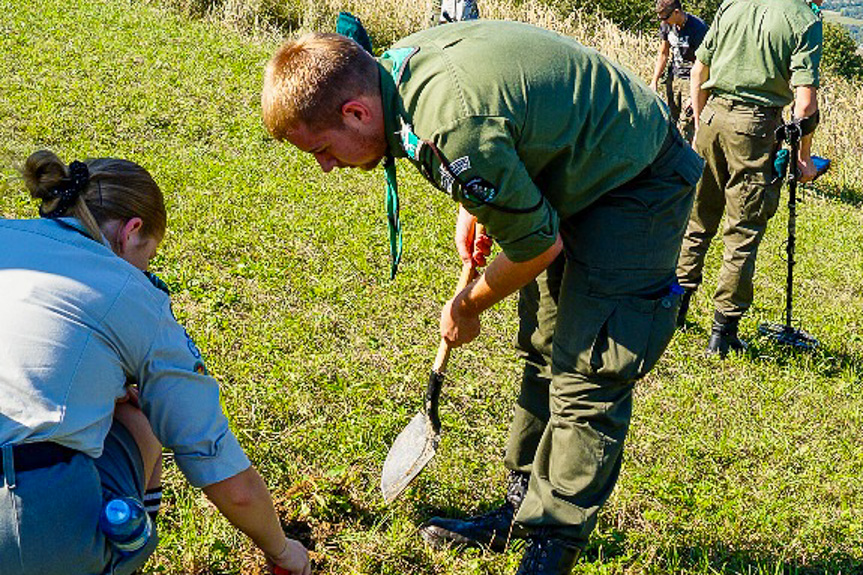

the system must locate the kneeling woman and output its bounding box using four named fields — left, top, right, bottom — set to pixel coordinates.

left=0, top=151, right=309, bottom=575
